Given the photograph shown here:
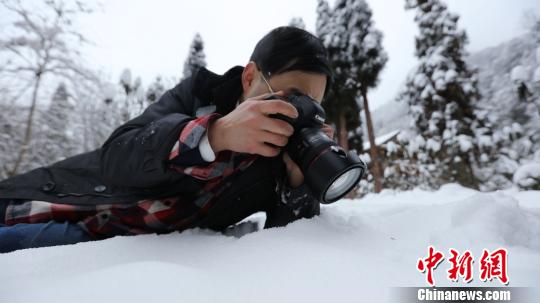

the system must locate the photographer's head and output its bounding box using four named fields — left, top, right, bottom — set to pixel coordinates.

left=241, top=26, right=333, bottom=104
left=209, top=26, right=363, bottom=203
